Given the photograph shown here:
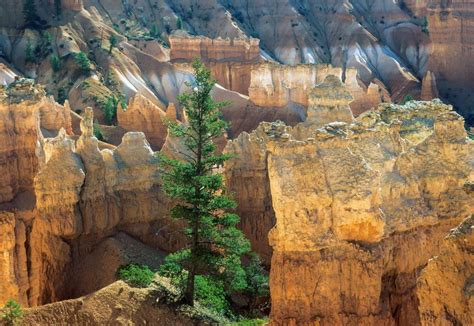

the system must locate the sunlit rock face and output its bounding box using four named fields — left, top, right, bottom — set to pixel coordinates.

left=247, top=63, right=386, bottom=115
left=0, top=80, right=71, bottom=203
left=416, top=215, right=474, bottom=326
left=0, top=85, right=186, bottom=307
left=227, top=98, right=473, bottom=325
